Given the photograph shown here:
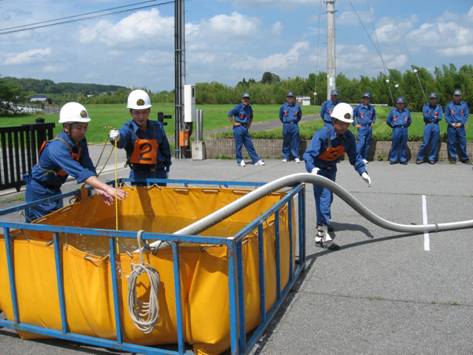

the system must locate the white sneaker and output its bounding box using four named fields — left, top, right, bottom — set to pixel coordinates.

left=282, top=159, right=288, bottom=163
left=239, top=160, right=246, bottom=167
left=255, top=160, right=265, bottom=166
left=362, top=159, right=368, bottom=165
left=315, top=226, right=325, bottom=245
left=315, top=225, right=339, bottom=250
left=295, top=158, right=301, bottom=163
